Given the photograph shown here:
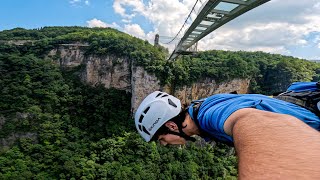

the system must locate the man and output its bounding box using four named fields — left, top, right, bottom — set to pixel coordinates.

left=135, top=88, right=320, bottom=179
